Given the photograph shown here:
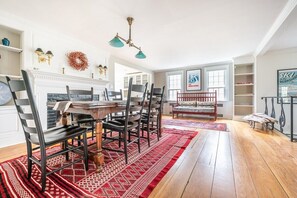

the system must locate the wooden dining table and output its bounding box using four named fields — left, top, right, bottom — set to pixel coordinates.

left=48, top=100, right=163, bottom=173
